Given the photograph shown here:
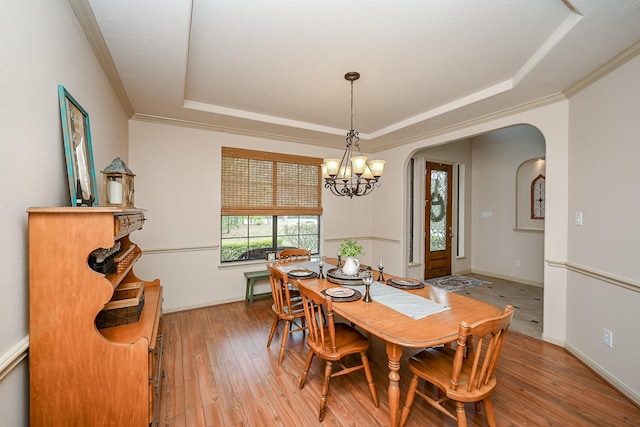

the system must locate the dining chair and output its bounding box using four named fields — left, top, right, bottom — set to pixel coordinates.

left=297, top=282, right=379, bottom=421
left=266, top=264, right=307, bottom=365
left=277, top=248, right=311, bottom=262
left=399, top=305, right=515, bottom=427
